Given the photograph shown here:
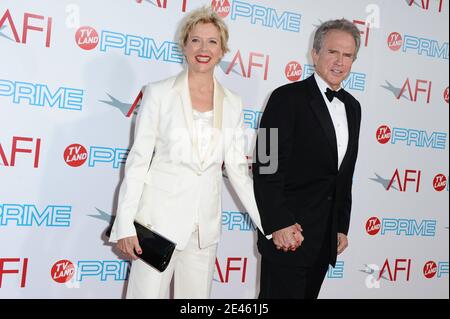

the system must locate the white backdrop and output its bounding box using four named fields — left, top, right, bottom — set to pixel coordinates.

left=0, top=0, right=448, bottom=299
